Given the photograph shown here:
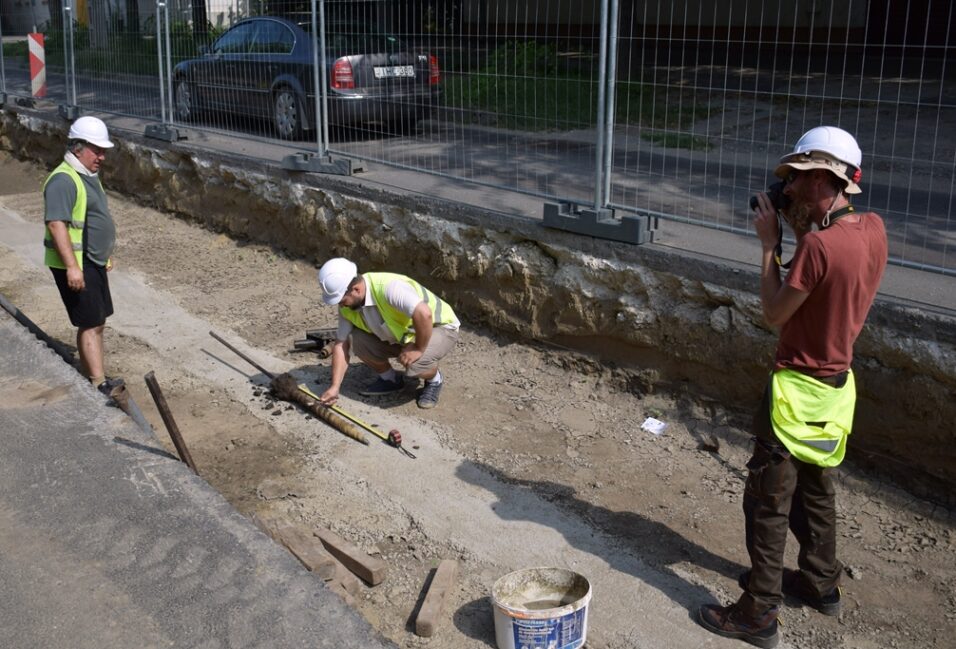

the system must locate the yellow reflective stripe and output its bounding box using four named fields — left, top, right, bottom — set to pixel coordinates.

left=801, top=438, right=840, bottom=453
